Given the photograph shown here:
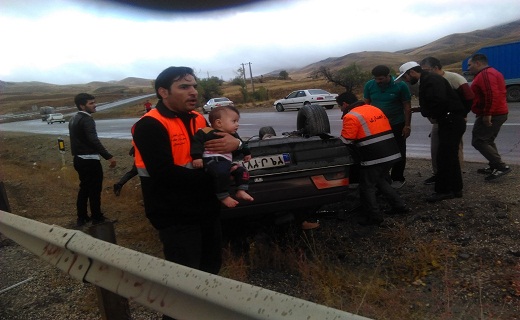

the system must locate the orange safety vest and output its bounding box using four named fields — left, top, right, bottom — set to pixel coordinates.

left=341, top=104, right=400, bottom=166
left=133, top=108, right=207, bottom=176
